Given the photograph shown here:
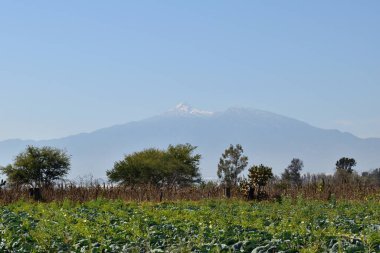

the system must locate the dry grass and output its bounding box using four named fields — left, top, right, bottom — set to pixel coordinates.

left=0, top=179, right=378, bottom=204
